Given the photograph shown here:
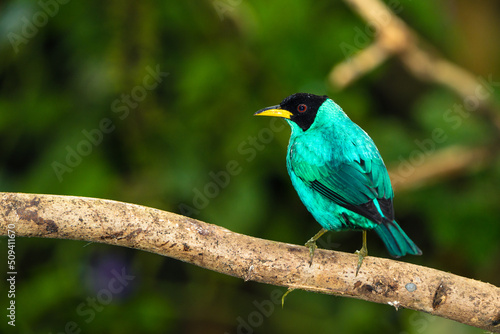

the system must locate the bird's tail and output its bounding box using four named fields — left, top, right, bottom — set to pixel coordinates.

left=374, top=220, right=422, bottom=257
